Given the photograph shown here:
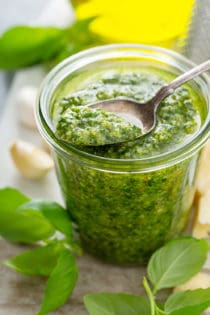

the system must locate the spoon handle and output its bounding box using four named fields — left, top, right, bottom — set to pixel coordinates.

left=152, top=60, right=210, bottom=106
left=169, top=59, right=210, bottom=91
